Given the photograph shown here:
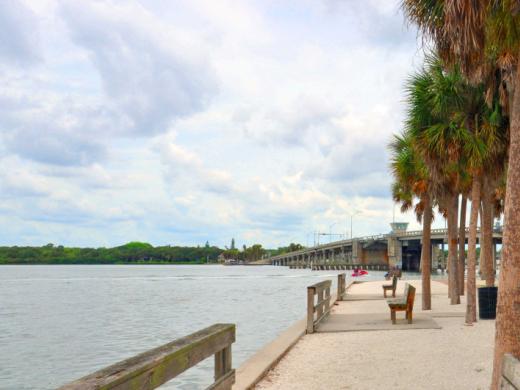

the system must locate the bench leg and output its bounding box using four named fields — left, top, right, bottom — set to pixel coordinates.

left=384, top=290, right=387, bottom=298
left=407, top=310, right=412, bottom=324
left=391, top=310, right=396, bottom=324
left=392, top=290, right=395, bottom=298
